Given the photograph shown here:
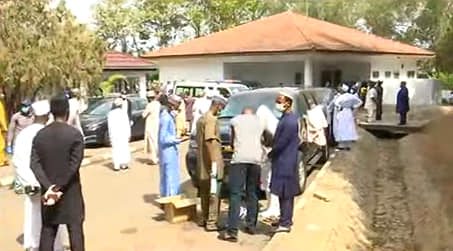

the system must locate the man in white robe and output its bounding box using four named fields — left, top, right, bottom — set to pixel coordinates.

left=67, top=88, right=84, bottom=136
left=256, top=105, right=280, bottom=220
left=191, top=91, right=212, bottom=134
left=143, top=91, right=161, bottom=164
left=14, top=100, right=64, bottom=251
left=365, top=82, right=377, bottom=123
left=334, top=84, right=363, bottom=150
left=108, top=98, right=131, bottom=171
